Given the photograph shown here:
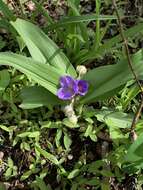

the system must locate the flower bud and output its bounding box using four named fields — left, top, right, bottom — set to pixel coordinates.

left=63, top=105, right=74, bottom=117
left=68, top=114, right=78, bottom=125
left=76, top=65, right=87, bottom=76
left=26, top=1, right=36, bottom=11
left=130, top=130, right=138, bottom=142
left=0, top=151, right=4, bottom=160
left=68, top=154, right=73, bottom=160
